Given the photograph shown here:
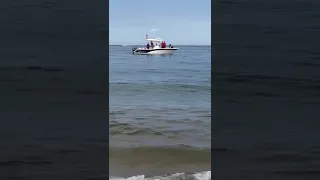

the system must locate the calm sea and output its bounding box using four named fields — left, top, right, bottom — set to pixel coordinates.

left=109, top=45, right=211, bottom=178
